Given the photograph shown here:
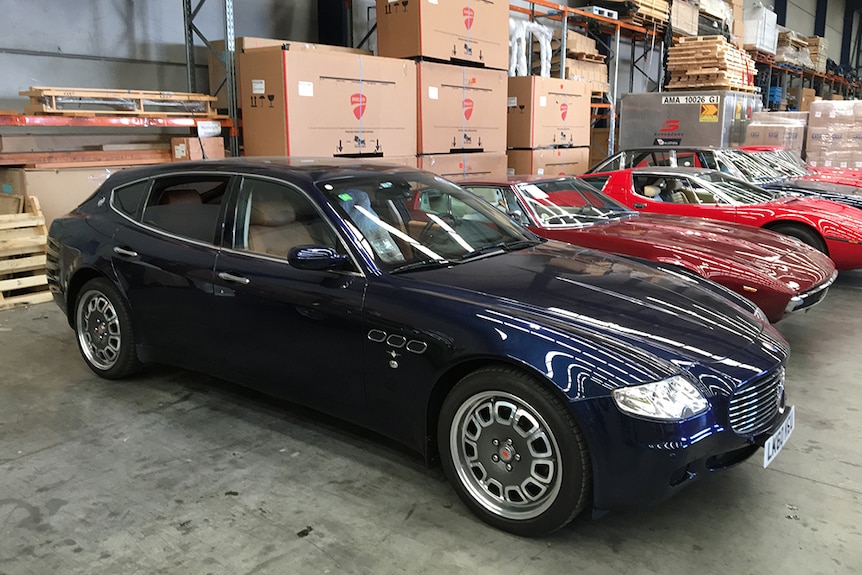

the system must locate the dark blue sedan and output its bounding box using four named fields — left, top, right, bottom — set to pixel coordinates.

left=46, top=159, right=794, bottom=536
